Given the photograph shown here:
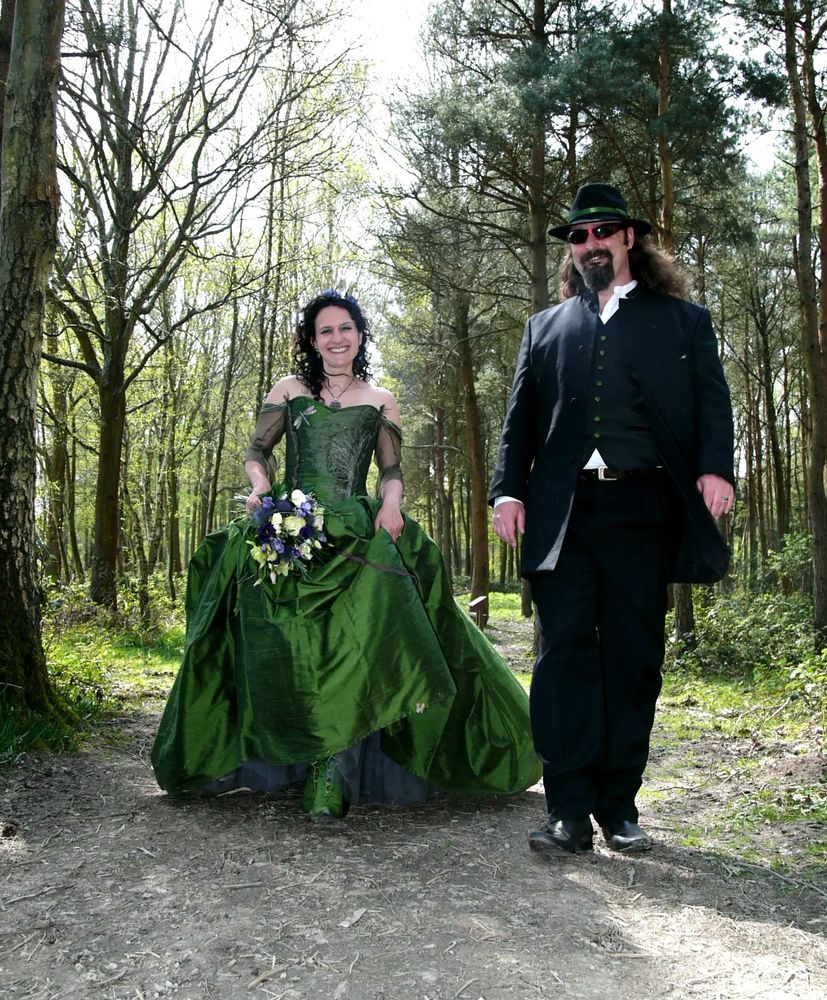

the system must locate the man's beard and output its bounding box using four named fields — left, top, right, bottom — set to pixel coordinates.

left=581, top=253, right=615, bottom=292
